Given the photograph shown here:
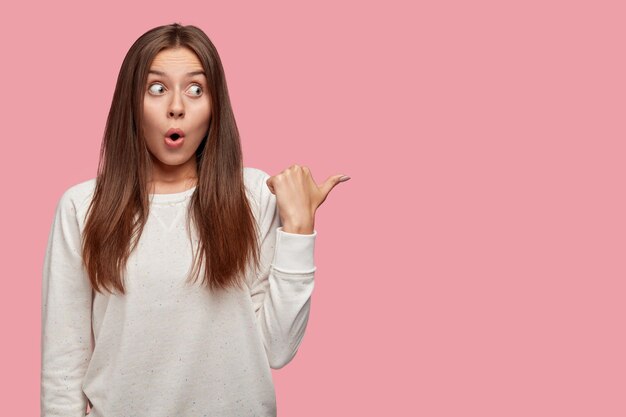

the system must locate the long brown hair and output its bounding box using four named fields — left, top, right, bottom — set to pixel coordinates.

left=82, top=22, right=260, bottom=295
